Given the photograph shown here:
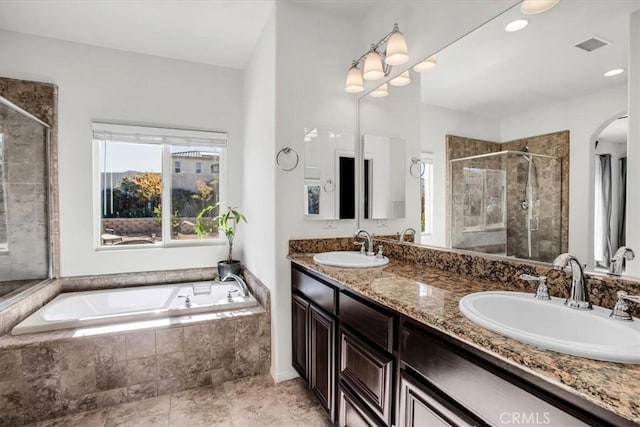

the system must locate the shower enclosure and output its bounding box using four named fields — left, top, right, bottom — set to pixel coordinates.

left=450, top=150, right=562, bottom=263
left=0, top=96, right=51, bottom=302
